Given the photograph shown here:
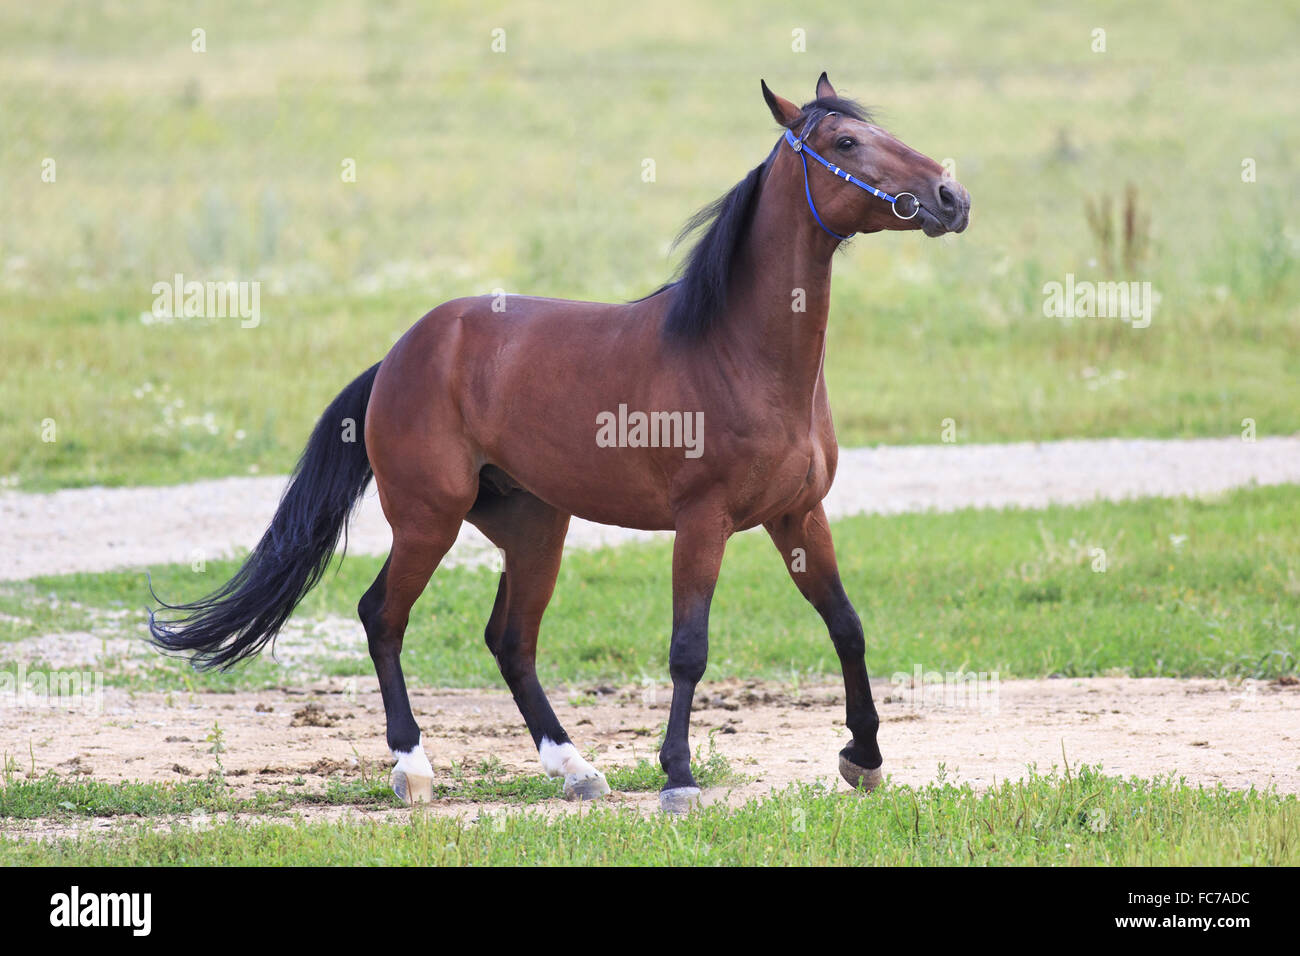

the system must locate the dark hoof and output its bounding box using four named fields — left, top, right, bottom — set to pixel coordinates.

left=839, top=753, right=883, bottom=792
left=564, top=770, right=611, bottom=802
left=659, top=786, right=702, bottom=815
